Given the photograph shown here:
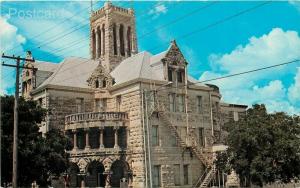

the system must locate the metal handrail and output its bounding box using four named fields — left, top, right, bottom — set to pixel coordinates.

left=193, top=167, right=209, bottom=188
